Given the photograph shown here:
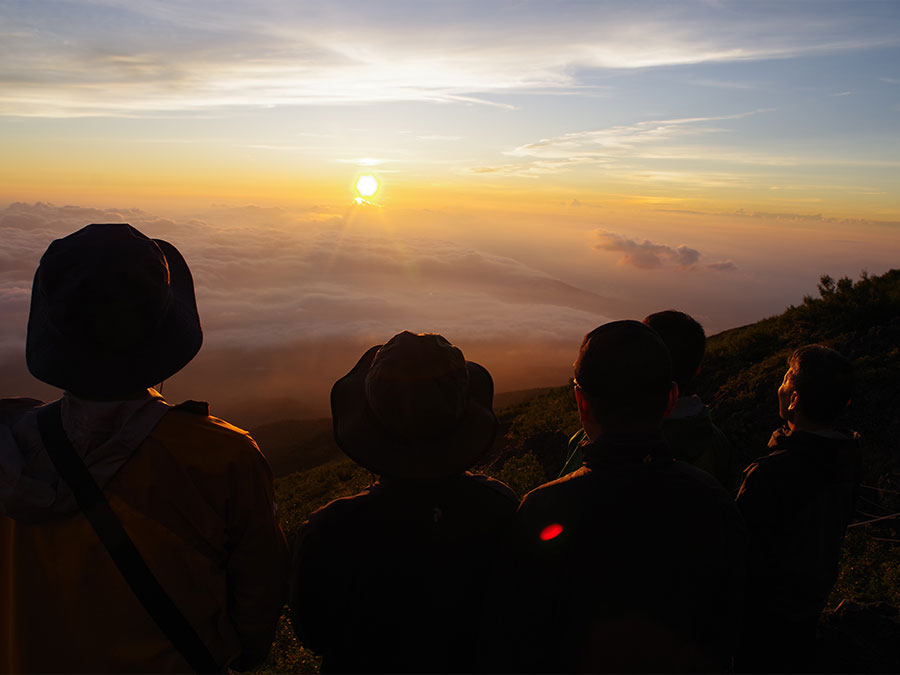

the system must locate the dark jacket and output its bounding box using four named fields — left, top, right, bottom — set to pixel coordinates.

left=560, top=397, right=739, bottom=492
left=503, top=432, right=747, bottom=673
left=664, top=405, right=740, bottom=492
left=289, top=472, right=519, bottom=673
left=737, top=427, right=861, bottom=624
